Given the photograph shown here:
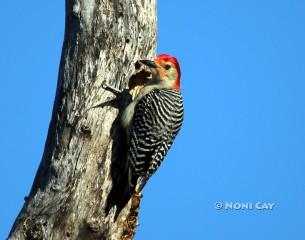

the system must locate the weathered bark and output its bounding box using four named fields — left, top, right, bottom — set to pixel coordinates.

left=9, top=1, right=156, bottom=239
